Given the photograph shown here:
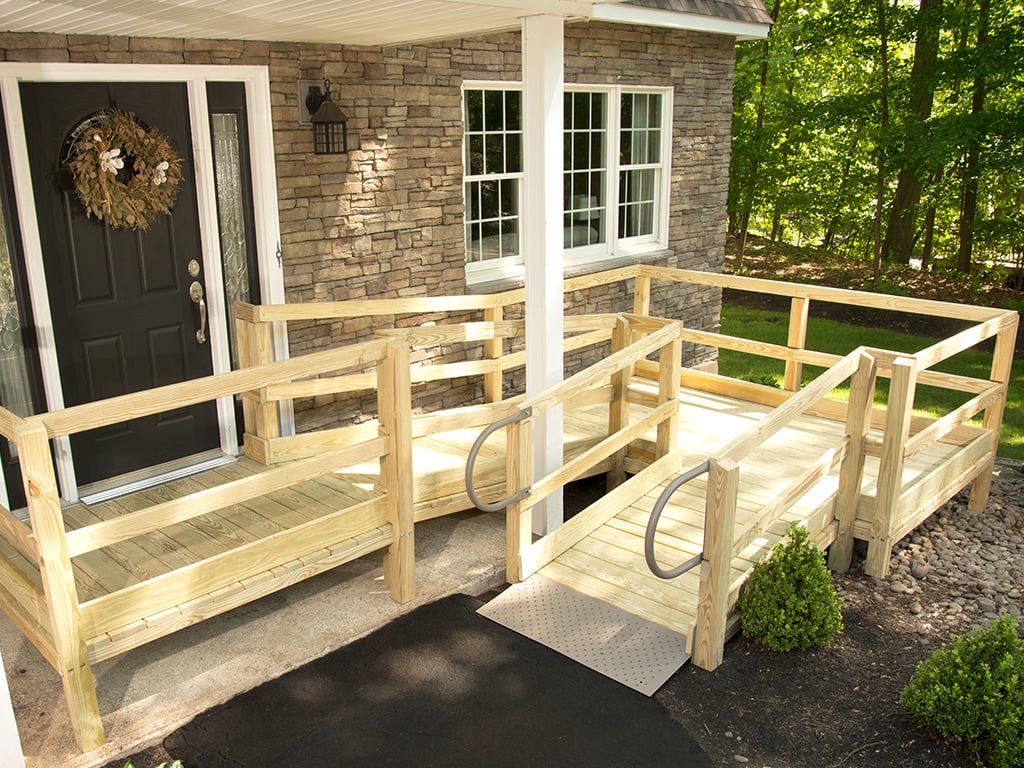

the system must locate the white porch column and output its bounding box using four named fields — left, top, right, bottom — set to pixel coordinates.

left=522, top=14, right=564, bottom=535
left=0, top=646, right=26, bottom=768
